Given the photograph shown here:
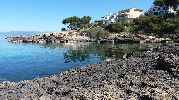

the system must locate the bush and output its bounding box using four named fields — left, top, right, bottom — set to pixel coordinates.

left=61, top=28, right=66, bottom=31
left=130, top=15, right=179, bottom=35
left=86, top=26, right=110, bottom=40
left=106, top=23, right=125, bottom=33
